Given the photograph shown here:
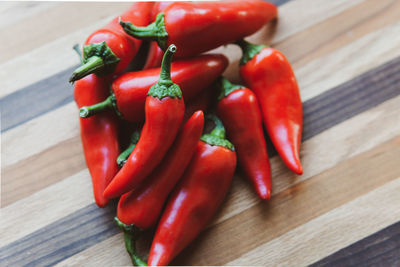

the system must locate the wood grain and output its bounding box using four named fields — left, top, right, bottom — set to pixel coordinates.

left=0, top=2, right=131, bottom=63
left=313, top=221, right=400, bottom=266
left=227, top=177, right=400, bottom=266
left=1, top=0, right=400, bottom=265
